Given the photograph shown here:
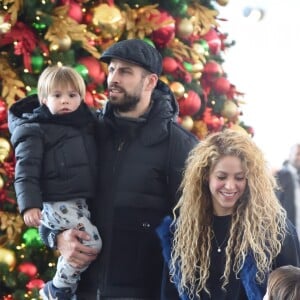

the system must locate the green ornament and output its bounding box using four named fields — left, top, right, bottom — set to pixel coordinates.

left=31, top=54, right=44, bottom=74
left=183, top=61, right=193, bottom=72
left=22, top=227, right=43, bottom=247
left=199, top=40, right=209, bottom=53
left=32, top=22, right=47, bottom=31
left=177, top=3, right=188, bottom=16
left=27, top=88, right=37, bottom=96
left=74, top=64, right=89, bottom=81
